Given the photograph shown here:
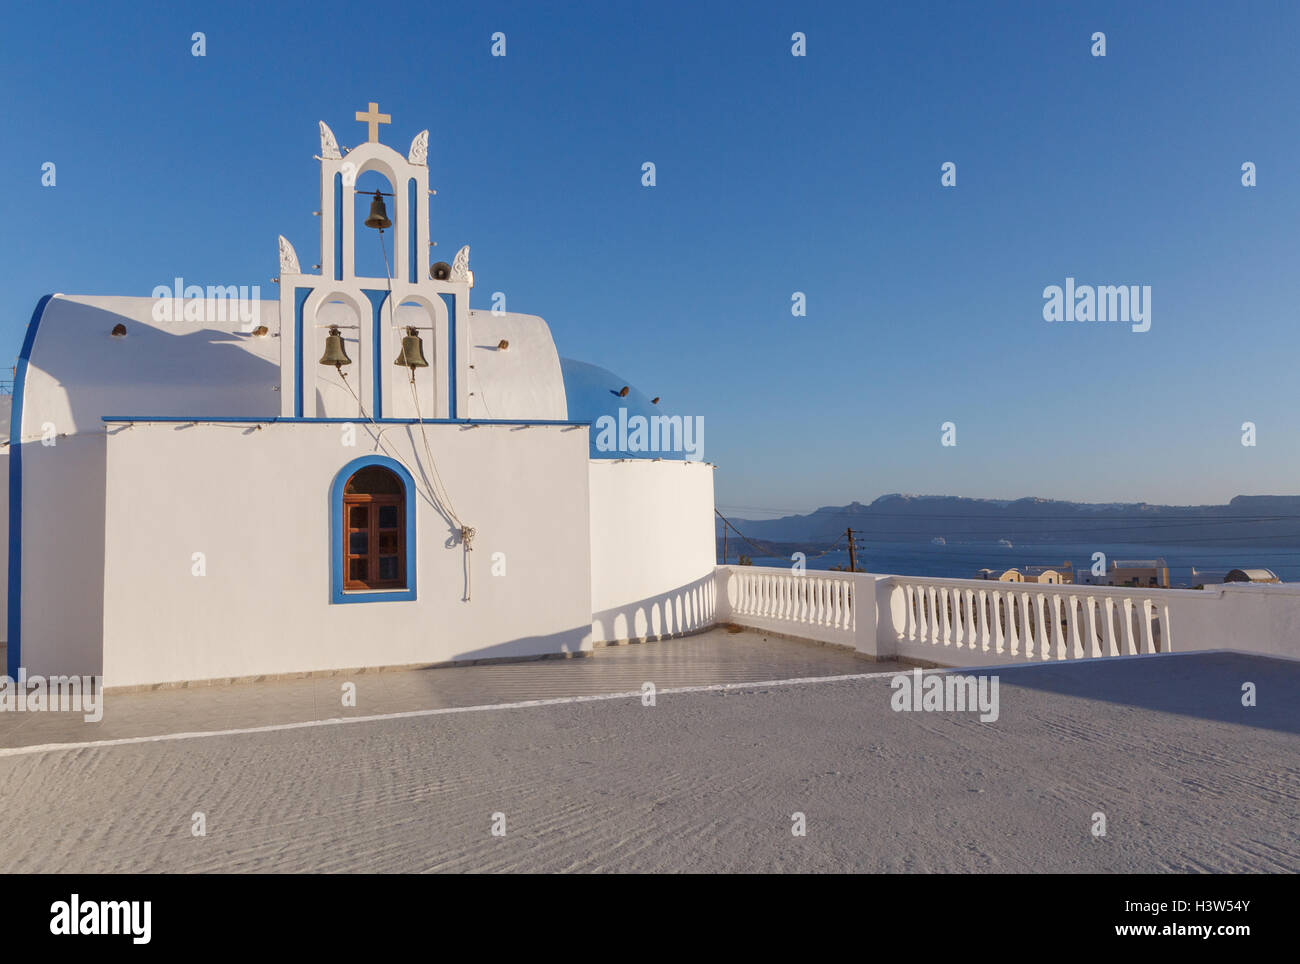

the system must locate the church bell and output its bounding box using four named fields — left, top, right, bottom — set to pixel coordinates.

left=319, top=326, right=352, bottom=368
left=364, top=193, right=392, bottom=230
left=394, top=327, right=429, bottom=369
